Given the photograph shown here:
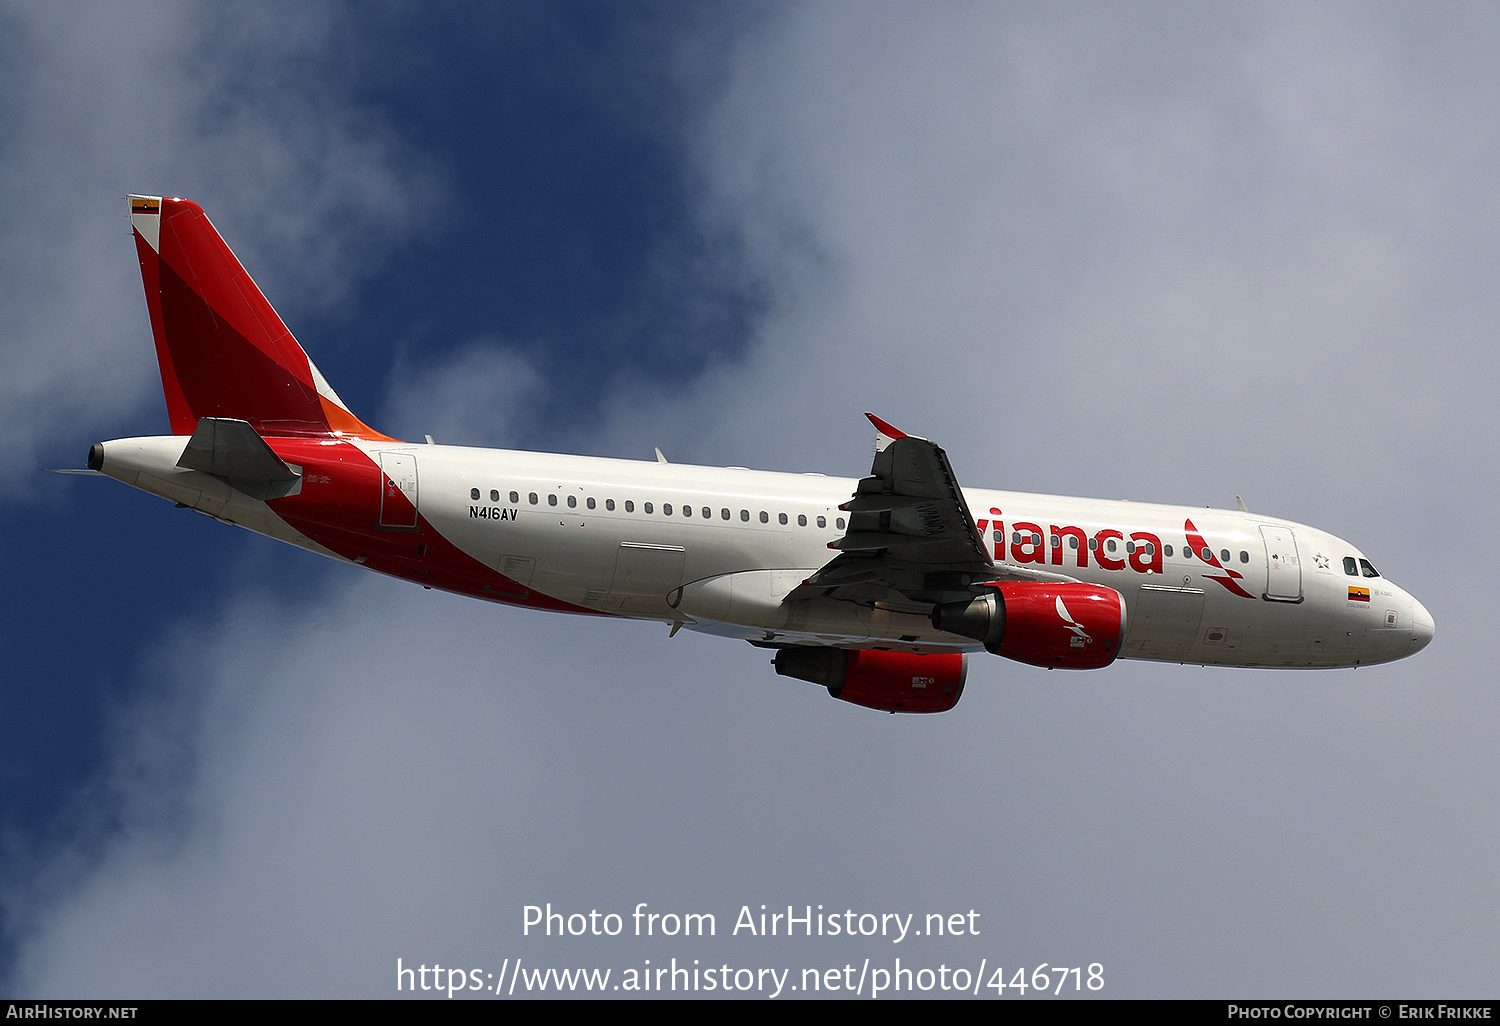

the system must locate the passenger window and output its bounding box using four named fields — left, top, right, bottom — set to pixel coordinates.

left=759, top=511, right=768, bottom=523
left=586, top=497, right=595, bottom=510
left=625, top=500, right=634, bottom=513
left=509, top=491, right=519, bottom=504
left=836, top=517, right=845, bottom=529
left=644, top=502, right=654, bottom=514
left=529, top=492, right=538, bottom=505
left=1200, top=547, right=1211, bottom=561
left=682, top=505, right=691, bottom=517
left=567, top=495, right=577, bottom=508
left=817, top=516, right=826, bottom=528
left=798, top=515, right=807, bottom=526
left=721, top=508, right=730, bottom=520
left=547, top=494, right=557, bottom=507
left=490, top=489, right=500, bottom=502
left=606, top=499, right=615, bottom=511
left=1360, top=558, right=1381, bottom=579
left=1239, top=551, right=1248, bottom=563
left=664, top=503, right=673, bottom=515
left=1125, top=541, right=1135, bottom=554
left=740, top=509, right=749, bottom=522
left=779, top=513, right=788, bottom=525
left=1106, top=539, right=1117, bottom=553
left=701, top=507, right=711, bottom=519
left=1069, top=536, right=1079, bottom=549
left=1089, top=538, right=1098, bottom=551
left=1343, top=556, right=1358, bottom=576
left=1220, top=549, right=1230, bottom=562
left=470, top=488, right=480, bottom=500
left=1165, top=544, right=1173, bottom=557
